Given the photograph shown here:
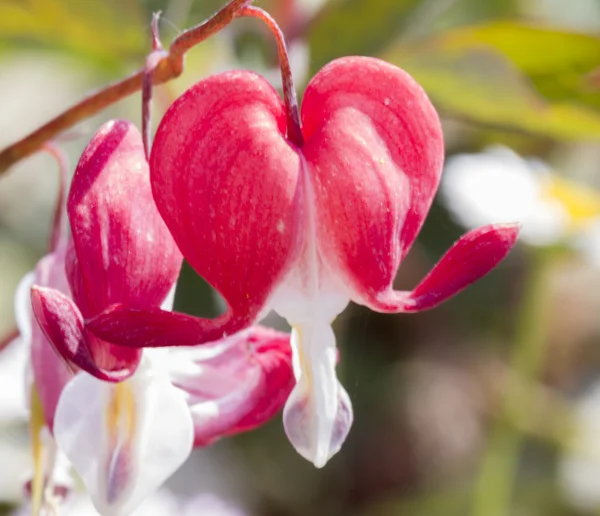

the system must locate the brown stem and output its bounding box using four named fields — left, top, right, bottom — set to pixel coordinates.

left=42, top=143, right=69, bottom=253
left=237, top=6, right=304, bottom=147
left=0, top=0, right=252, bottom=176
